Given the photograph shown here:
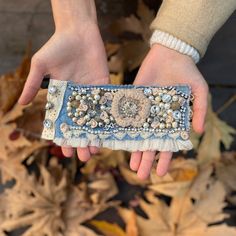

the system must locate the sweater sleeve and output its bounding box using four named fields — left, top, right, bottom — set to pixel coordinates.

left=150, top=0, right=236, bottom=57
